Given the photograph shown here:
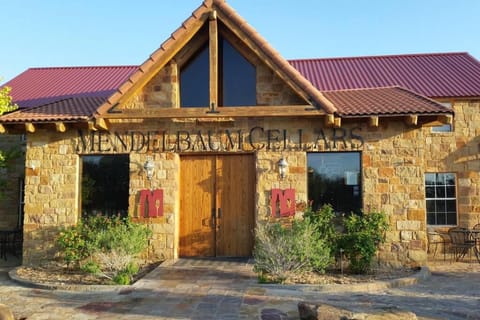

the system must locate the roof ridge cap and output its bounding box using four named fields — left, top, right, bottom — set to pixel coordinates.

left=322, top=86, right=402, bottom=93
left=27, top=65, right=139, bottom=71
left=289, top=52, right=470, bottom=62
